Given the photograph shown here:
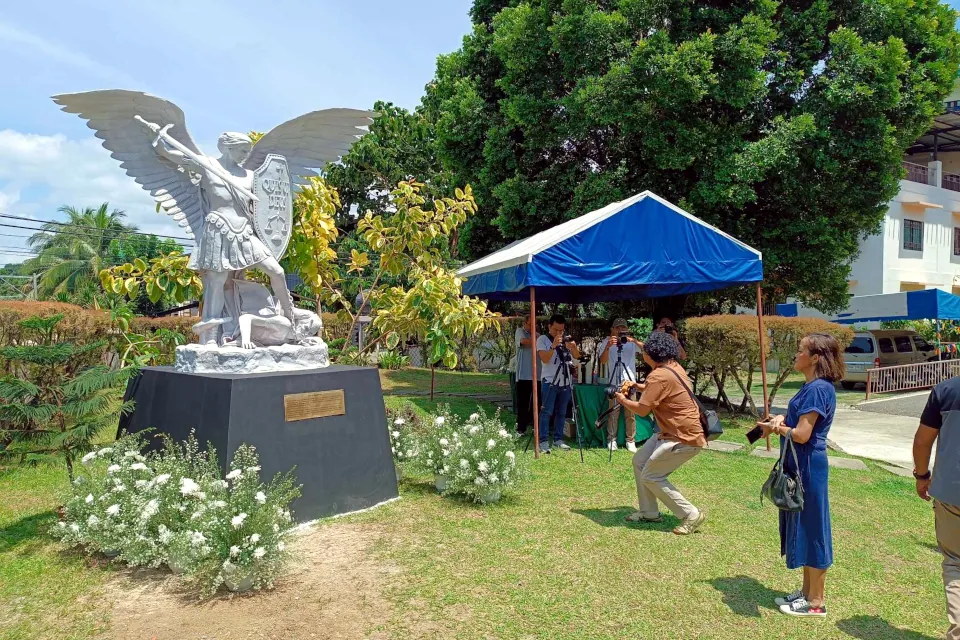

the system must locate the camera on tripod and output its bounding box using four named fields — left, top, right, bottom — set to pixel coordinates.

left=616, top=331, right=632, bottom=346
